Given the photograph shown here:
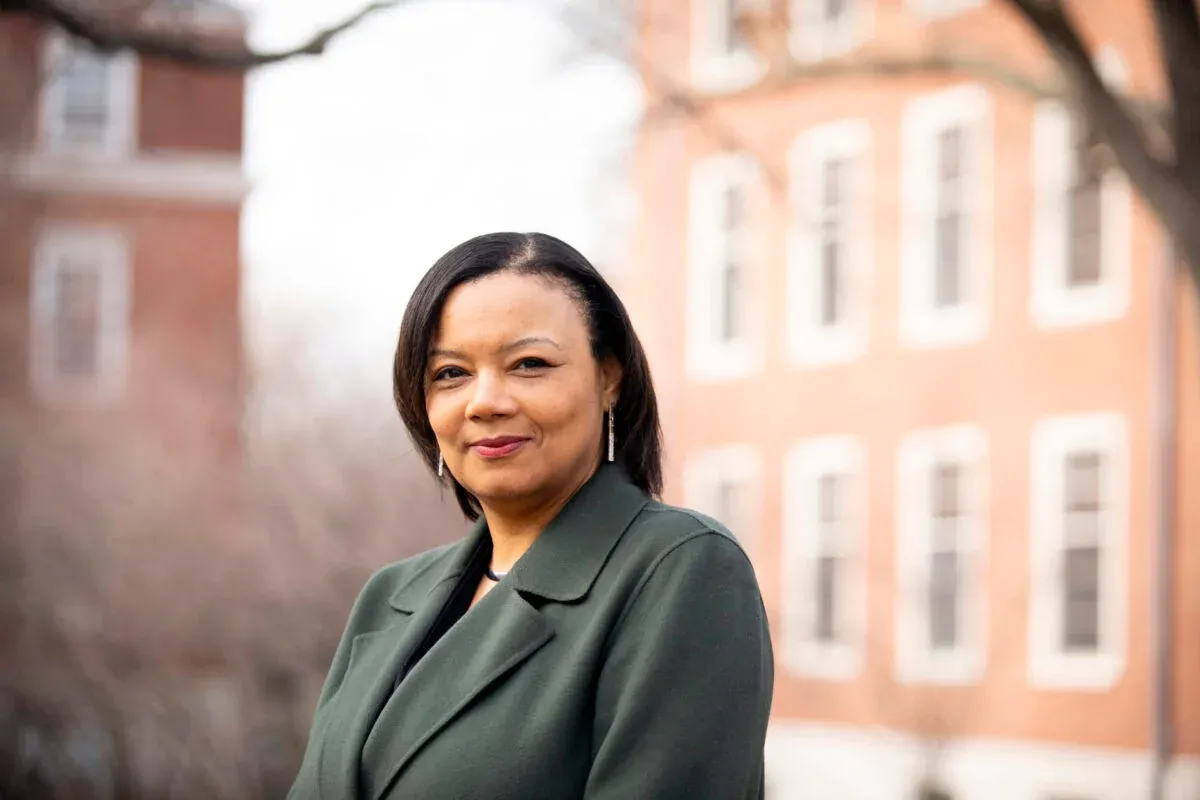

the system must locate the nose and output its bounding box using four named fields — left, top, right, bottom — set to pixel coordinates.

left=465, top=370, right=516, bottom=420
